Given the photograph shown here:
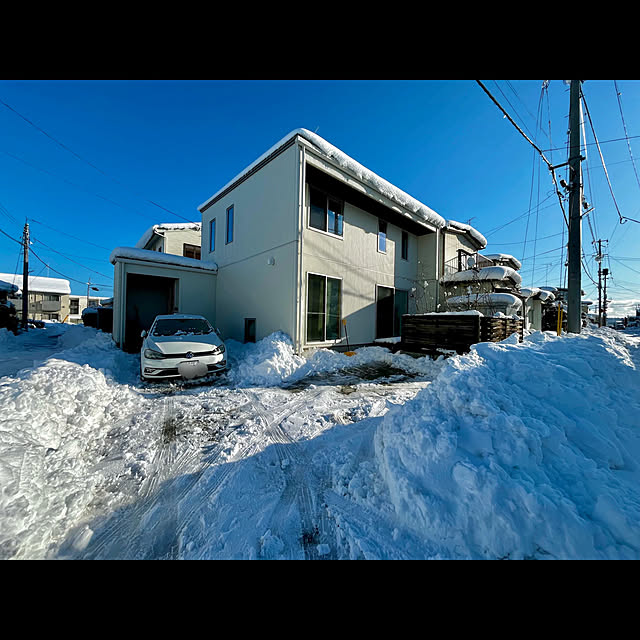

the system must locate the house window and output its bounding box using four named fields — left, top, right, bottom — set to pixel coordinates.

left=210, top=218, right=216, bottom=253
left=226, top=205, right=234, bottom=244
left=307, top=273, right=341, bottom=342
left=378, top=220, right=387, bottom=253
left=183, top=243, right=201, bottom=260
left=70, top=299, right=79, bottom=314
left=309, top=186, right=343, bottom=237
left=244, top=318, right=256, bottom=343
left=401, top=230, right=408, bottom=260
left=44, top=294, right=60, bottom=302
